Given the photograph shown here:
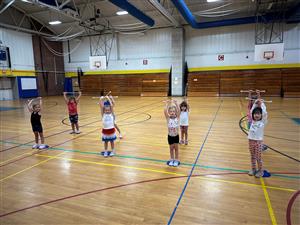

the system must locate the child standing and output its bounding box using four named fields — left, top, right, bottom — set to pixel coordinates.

left=179, top=99, right=189, bottom=145
left=26, top=97, right=47, bottom=149
left=248, top=99, right=268, bottom=178
left=247, top=90, right=268, bottom=151
left=164, top=99, right=180, bottom=167
left=108, top=94, right=123, bottom=139
left=100, top=96, right=117, bottom=157
left=64, top=92, right=82, bottom=134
